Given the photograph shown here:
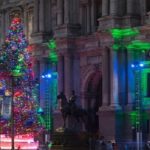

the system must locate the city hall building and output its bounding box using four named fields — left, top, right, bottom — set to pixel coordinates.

left=0, top=0, right=150, bottom=147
